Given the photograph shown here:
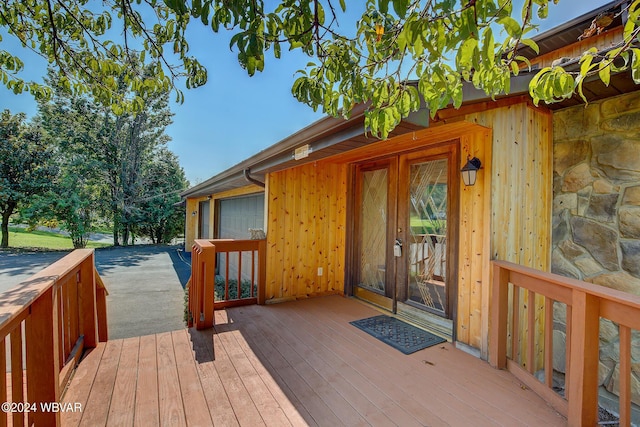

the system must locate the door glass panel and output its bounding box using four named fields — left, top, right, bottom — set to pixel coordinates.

left=407, top=159, right=448, bottom=315
left=358, top=168, right=388, bottom=293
